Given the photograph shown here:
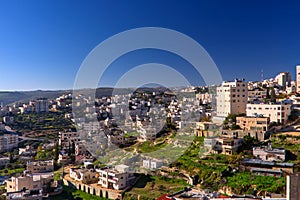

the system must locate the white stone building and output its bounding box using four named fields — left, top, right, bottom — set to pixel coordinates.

left=216, top=79, right=248, bottom=117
